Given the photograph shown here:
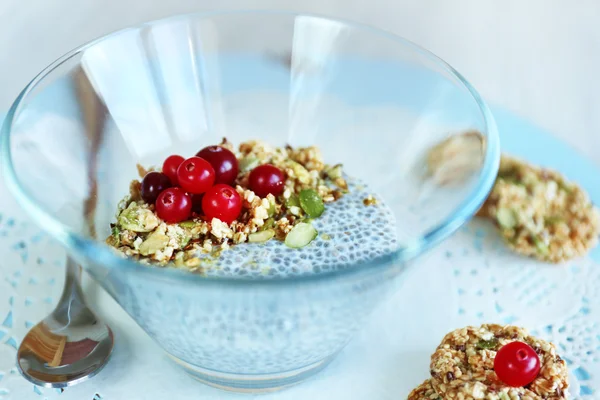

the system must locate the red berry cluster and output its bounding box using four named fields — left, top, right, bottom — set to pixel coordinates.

left=140, top=145, right=286, bottom=224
